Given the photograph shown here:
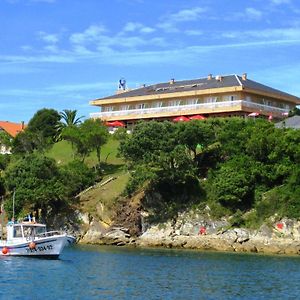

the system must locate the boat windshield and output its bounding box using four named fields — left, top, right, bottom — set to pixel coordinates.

left=22, top=225, right=46, bottom=237
left=13, top=225, right=23, bottom=238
